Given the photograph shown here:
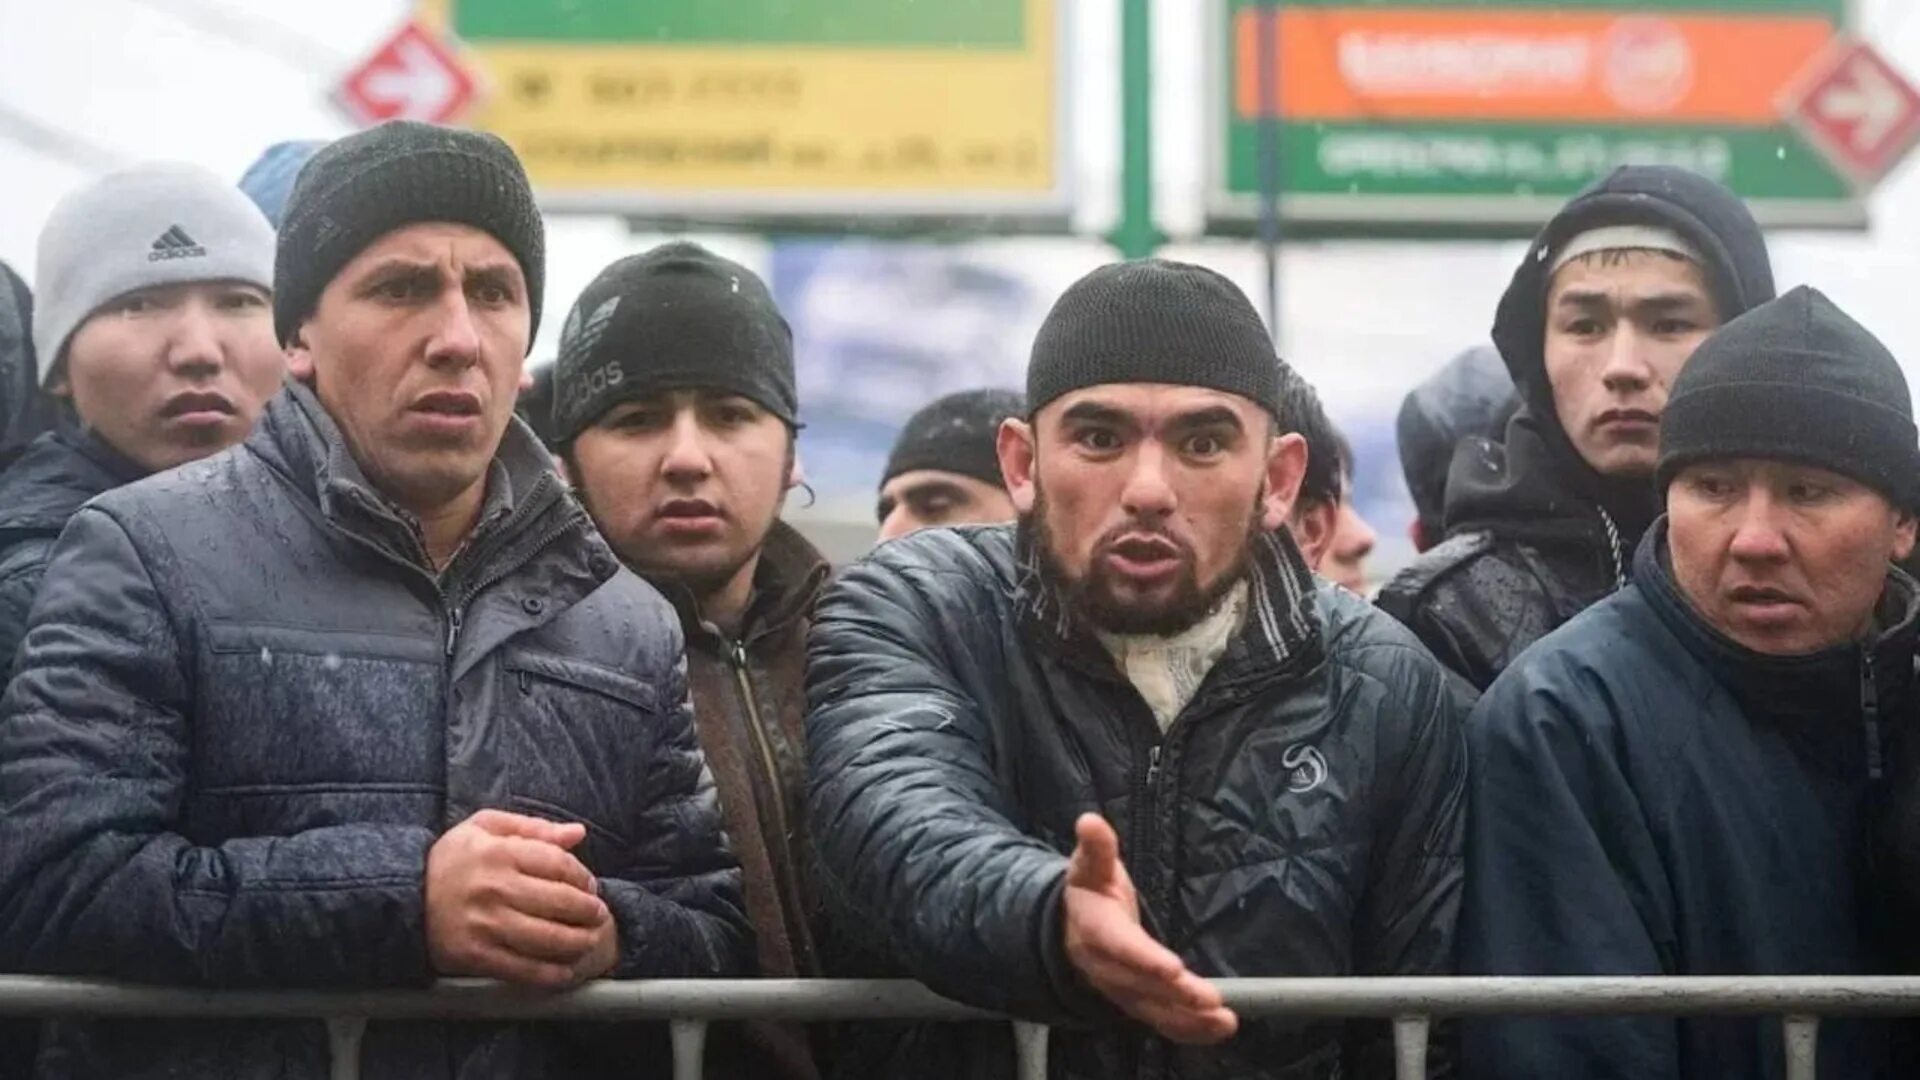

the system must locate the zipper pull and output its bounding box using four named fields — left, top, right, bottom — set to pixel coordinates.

left=1147, top=744, right=1163, bottom=787
left=445, top=606, right=463, bottom=659
left=729, top=639, right=749, bottom=669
